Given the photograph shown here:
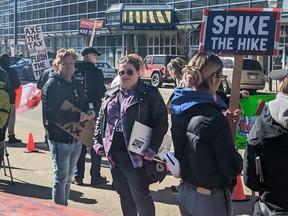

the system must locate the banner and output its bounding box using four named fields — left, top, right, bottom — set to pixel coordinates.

left=236, top=94, right=276, bottom=149
left=24, top=25, right=50, bottom=80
